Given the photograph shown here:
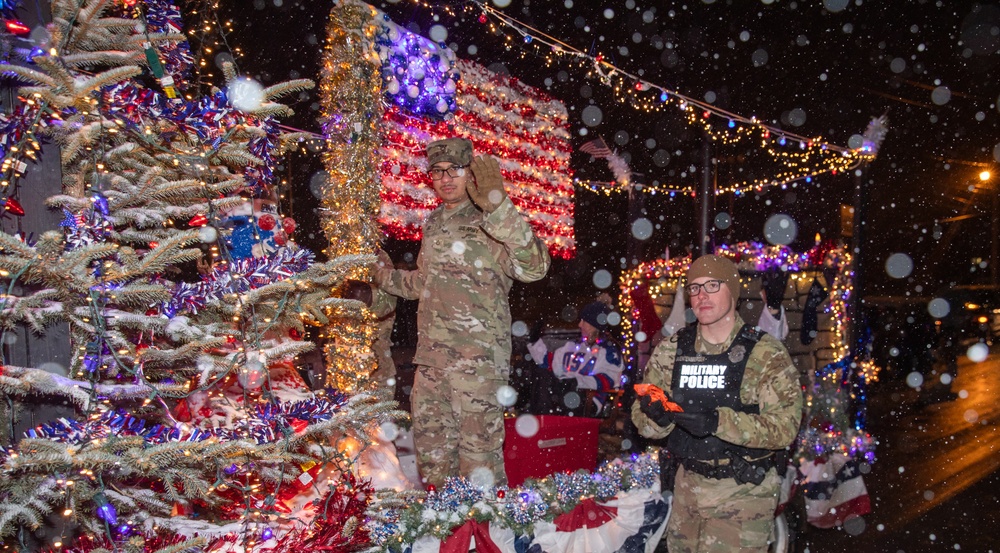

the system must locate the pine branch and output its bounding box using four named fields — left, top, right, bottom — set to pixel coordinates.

left=262, top=79, right=315, bottom=101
